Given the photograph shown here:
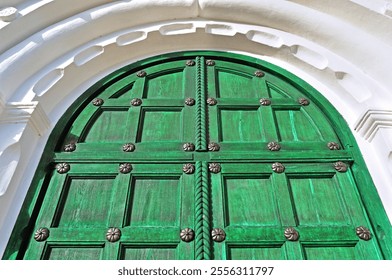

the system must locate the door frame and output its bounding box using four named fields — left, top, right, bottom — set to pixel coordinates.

left=3, top=51, right=392, bottom=259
